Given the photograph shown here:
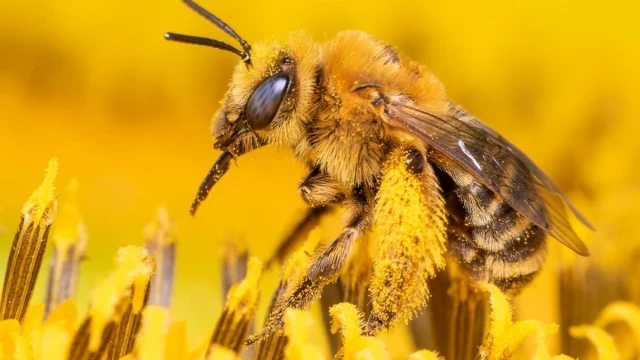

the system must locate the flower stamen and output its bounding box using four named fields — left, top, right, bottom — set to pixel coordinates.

left=44, top=179, right=87, bottom=317
left=569, top=325, right=620, bottom=360
left=144, top=207, right=176, bottom=308
left=208, top=257, right=262, bottom=355
left=0, top=159, right=58, bottom=323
